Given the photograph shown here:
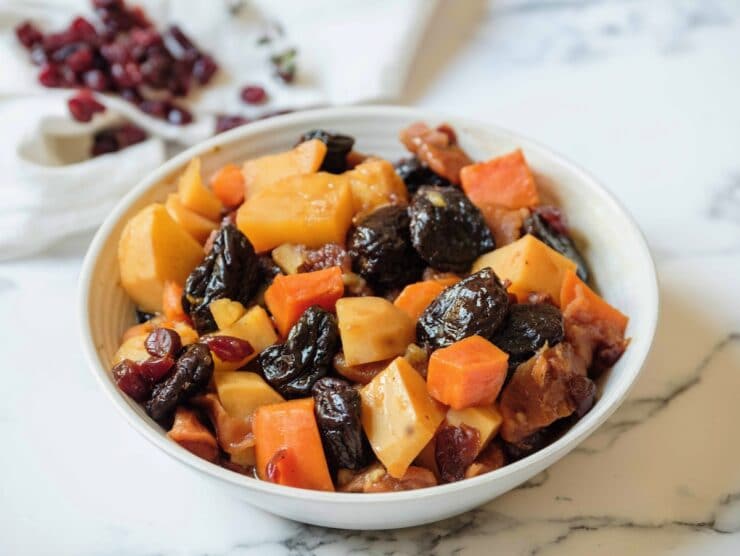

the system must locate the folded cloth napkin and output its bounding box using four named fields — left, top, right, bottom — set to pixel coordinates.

left=0, top=0, right=436, bottom=259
